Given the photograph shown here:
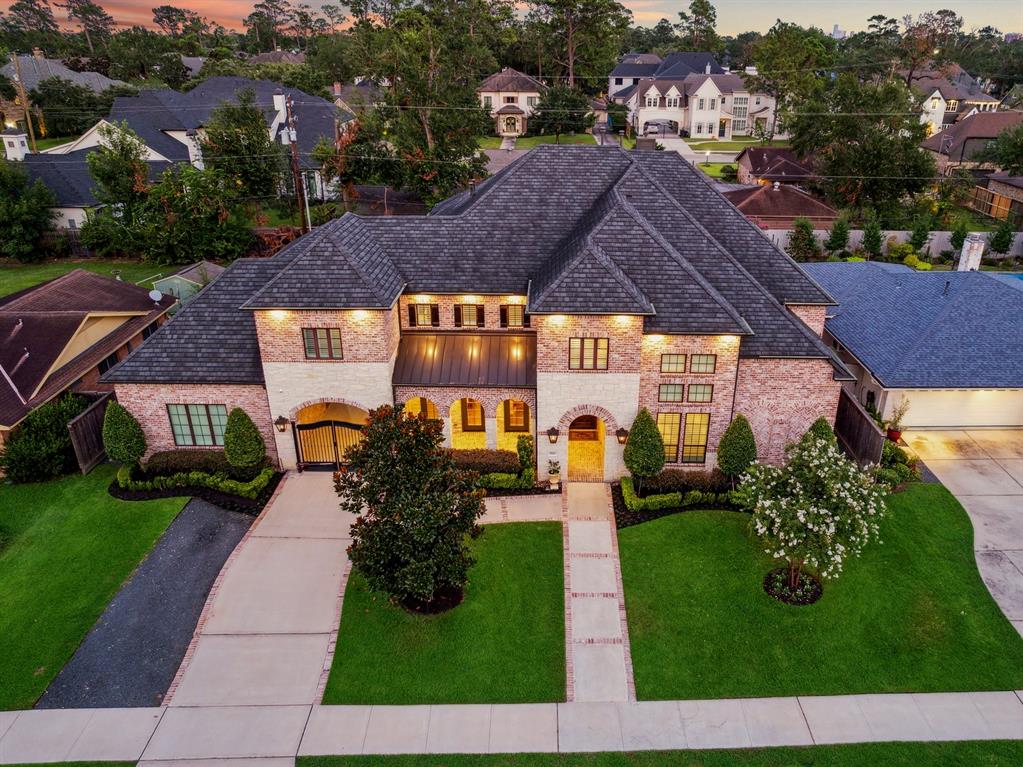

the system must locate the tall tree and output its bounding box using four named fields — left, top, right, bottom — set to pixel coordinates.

left=527, top=0, right=632, bottom=89
left=0, top=159, right=56, bottom=264
left=676, top=0, right=718, bottom=51
left=529, top=85, right=592, bottom=142
left=30, top=77, right=134, bottom=136
left=745, top=21, right=834, bottom=138
left=253, top=0, right=294, bottom=50
left=976, top=123, right=1023, bottom=175
left=55, top=0, right=114, bottom=54
left=85, top=121, right=150, bottom=222
left=6, top=0, right=58, bottom=34
left=151, top=5, right=201, bottom=36
left=200, top=88, right=286, bottom=198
